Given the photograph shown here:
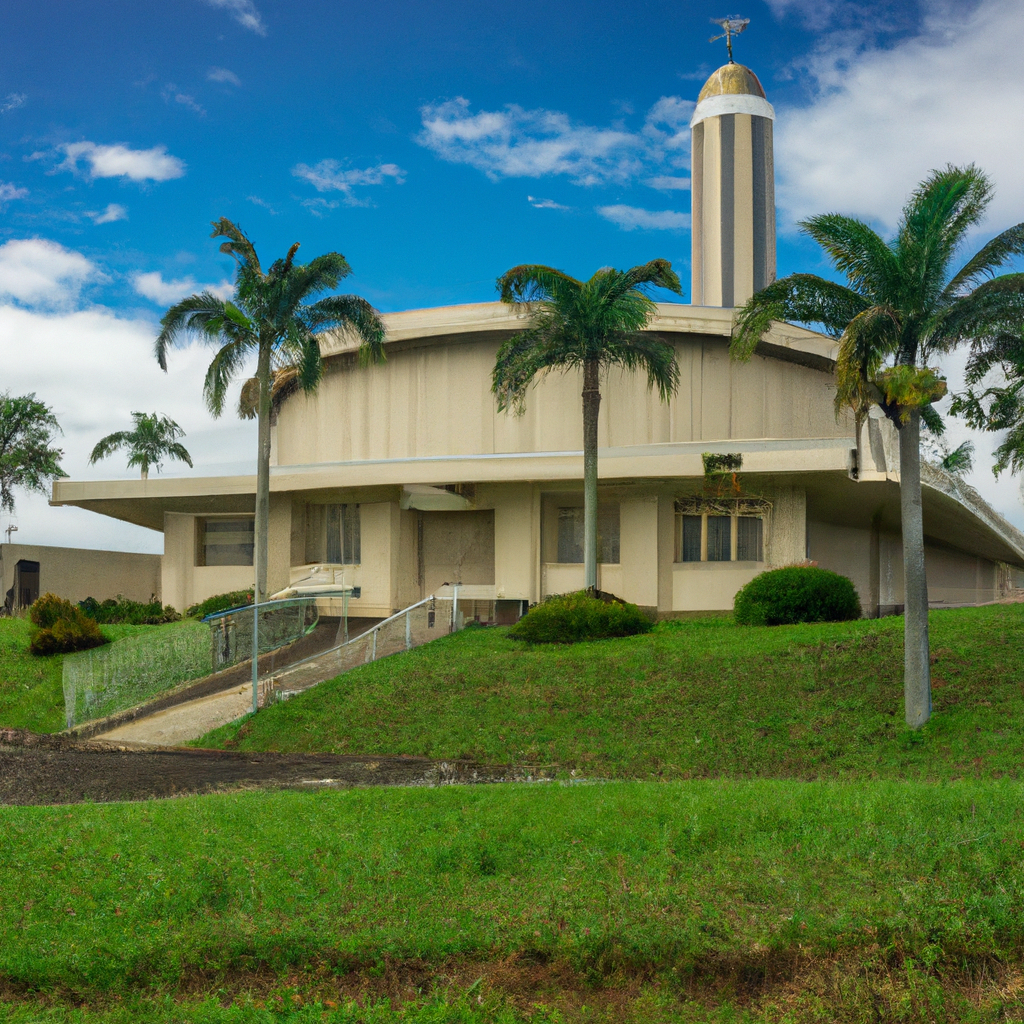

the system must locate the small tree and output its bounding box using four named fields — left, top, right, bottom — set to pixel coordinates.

left=493, top=261, right=682, bottom=590
left=89, top=412, right=193, bottom=480
left=0, top=392, right=66, bottom=514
